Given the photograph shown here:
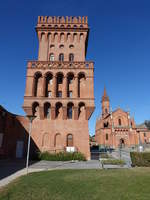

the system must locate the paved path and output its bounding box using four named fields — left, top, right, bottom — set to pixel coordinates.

left=111, top=149, right=132, bottom=167
left=30, top=160, right=101, bottom=169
